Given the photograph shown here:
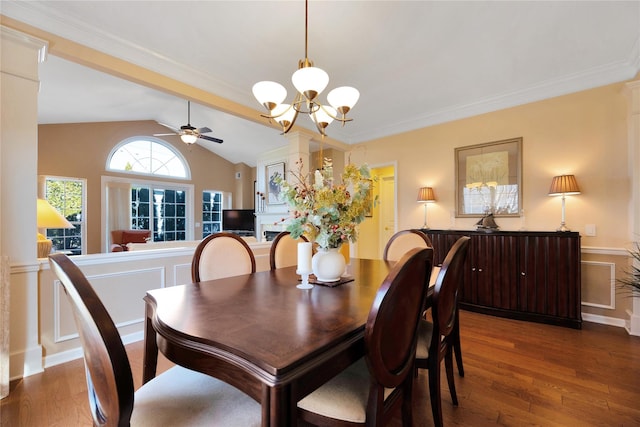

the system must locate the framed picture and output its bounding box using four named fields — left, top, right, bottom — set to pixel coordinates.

left=455, top=137, right=522, bottom=217
left=266, top=162, right=286, bottom=205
